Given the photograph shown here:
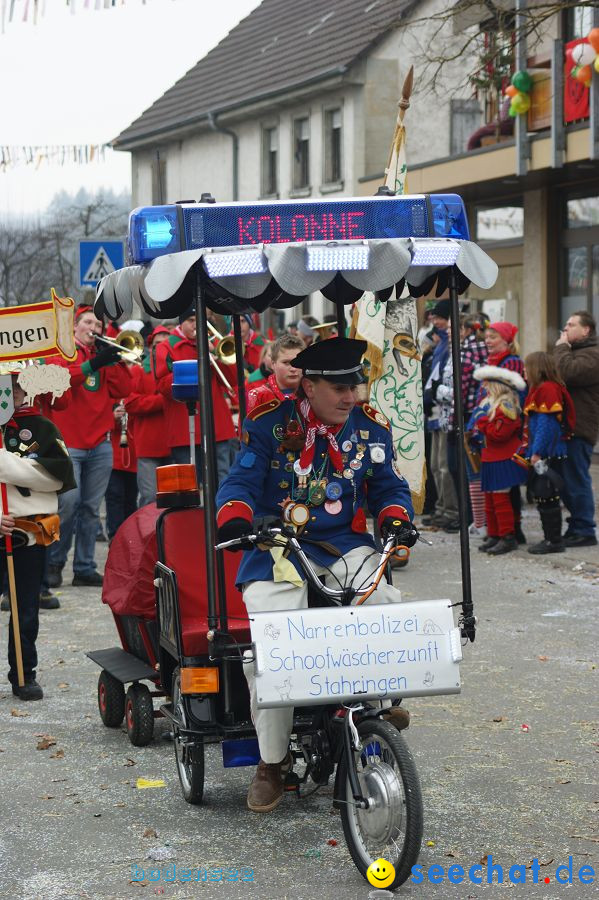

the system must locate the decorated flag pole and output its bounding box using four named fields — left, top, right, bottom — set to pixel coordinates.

left=353, top=66, right=426, bottom=513
left=0, top=290, right=75, bottom=685
left=0, top=377, right=24, bottom=687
